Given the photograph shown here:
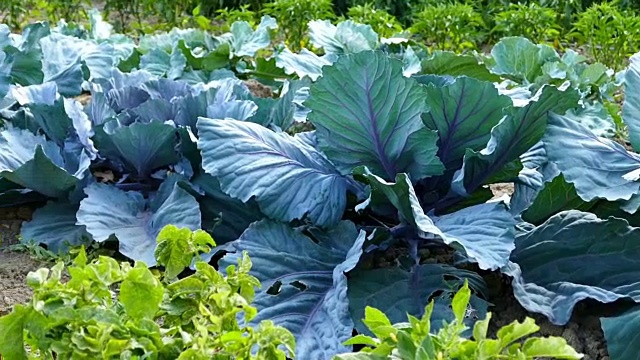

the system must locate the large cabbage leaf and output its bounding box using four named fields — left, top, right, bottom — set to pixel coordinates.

left=421, top=76, right=511, bottom=171
left=506, top=210, right=640, bottom=325
left=306, top=50, right=444, bottom=181
left=0, top=51, right=12, bottom=99
left=543, top=113, right=640, bottom=205
left=624, top=52, right=640, bottom=152
left=191, top=173, right=263, bottom=245
left=520, top=174, right=596, bottom=225
left=348, top=265, right=488, bottom=334
left=489, top=37, right=559, bottom=84
left=360, top=170, right=515, bottom=270
left=275, top=48, right=336, bottom=81
left=20, top=201, right=91, bottom=252
left=76, top=180, right=201, bottom=265
left=229, top=16, right=277, bottom=57
left=219, top=220, right=366, bottom=360
left=451, top=86, right=579, bottom=196
left=601, top=306, right=640, bottom=360
left=197, top=118, right=350, bottom=227
left=420, top=51, right=500, bottom=83
left=563, top=102, right=616, bottom=138
left=139, top=47, right=187, bottom=80
left=0, top=127, right=90, bottom=198
left=10, top=82, right=73, bottom=144
left=93, top=121, right=180, bottom=179
left=308, top=20, right=378, bottom=55
left=11, top=82, right=97, bottom=158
